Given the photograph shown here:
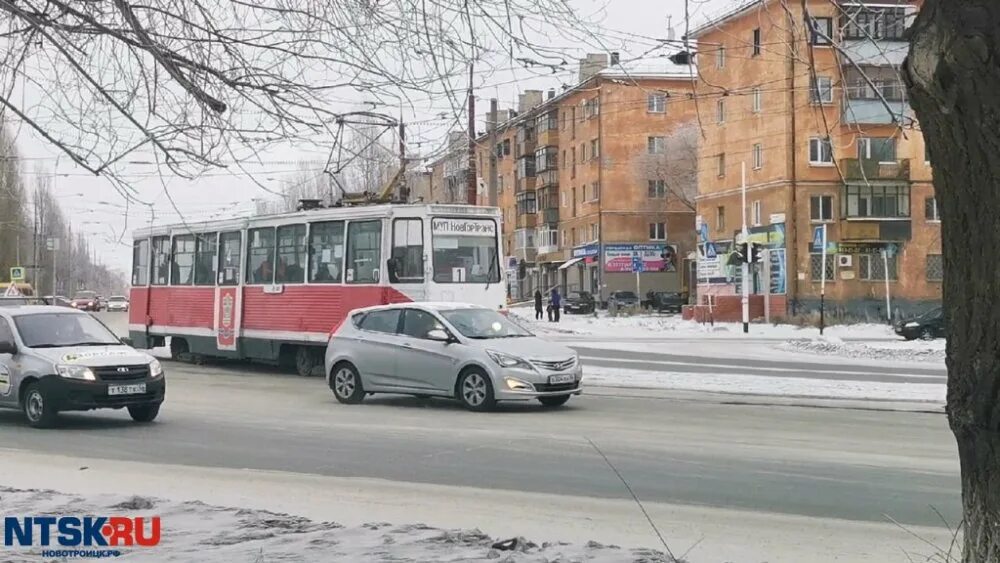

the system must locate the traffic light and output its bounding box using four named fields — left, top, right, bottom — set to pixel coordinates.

left=729, top=242, right=748, bottom=265
left=750, top=242, right=763, bottom=264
